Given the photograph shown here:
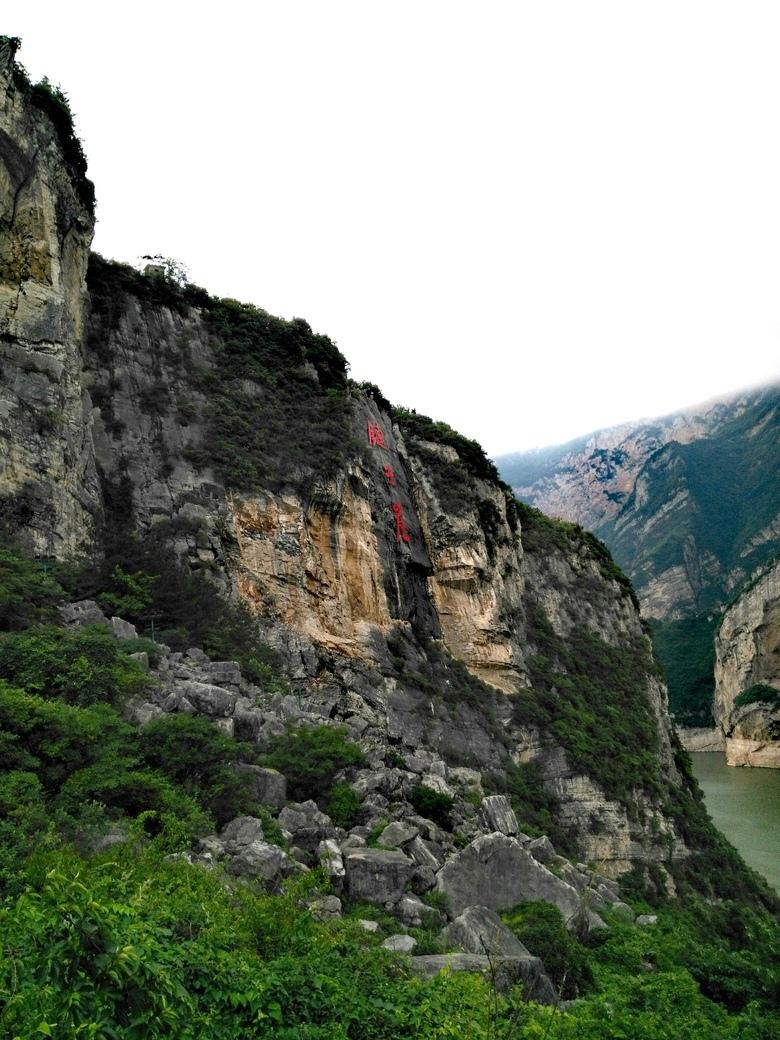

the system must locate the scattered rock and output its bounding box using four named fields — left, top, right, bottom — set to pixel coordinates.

left=379, top=821, right=419, bottom=848
left=441, top=905, right=531, bottom=959
left=228, top=841, right=293, bottom=881
left=636, top=914, right=658, bottom=926
left=359, top=919, right=380, bottom=933
left=207, top=660, right=242, bottom=687
left=479, top=795, right=519, bottom=836
left=344, top=847, right=414, bottom=905
left=110, top=616, right=138, bottom=641
left=233, top=763, right=287, bottom=809
left=310, top=895, right=342, bottom=921
left=382, top=934, right=417, bottom=954
left=318, top=838, right=345, bottom=884
left=397, top=894, right=428, bottom=927
left=526, top=835, right=556, bottom=864
left=220, top=816, right=265, bottom=850
left=59, top=600, right=108, bottom=628
left=178, top=681, right=238, bottom=717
